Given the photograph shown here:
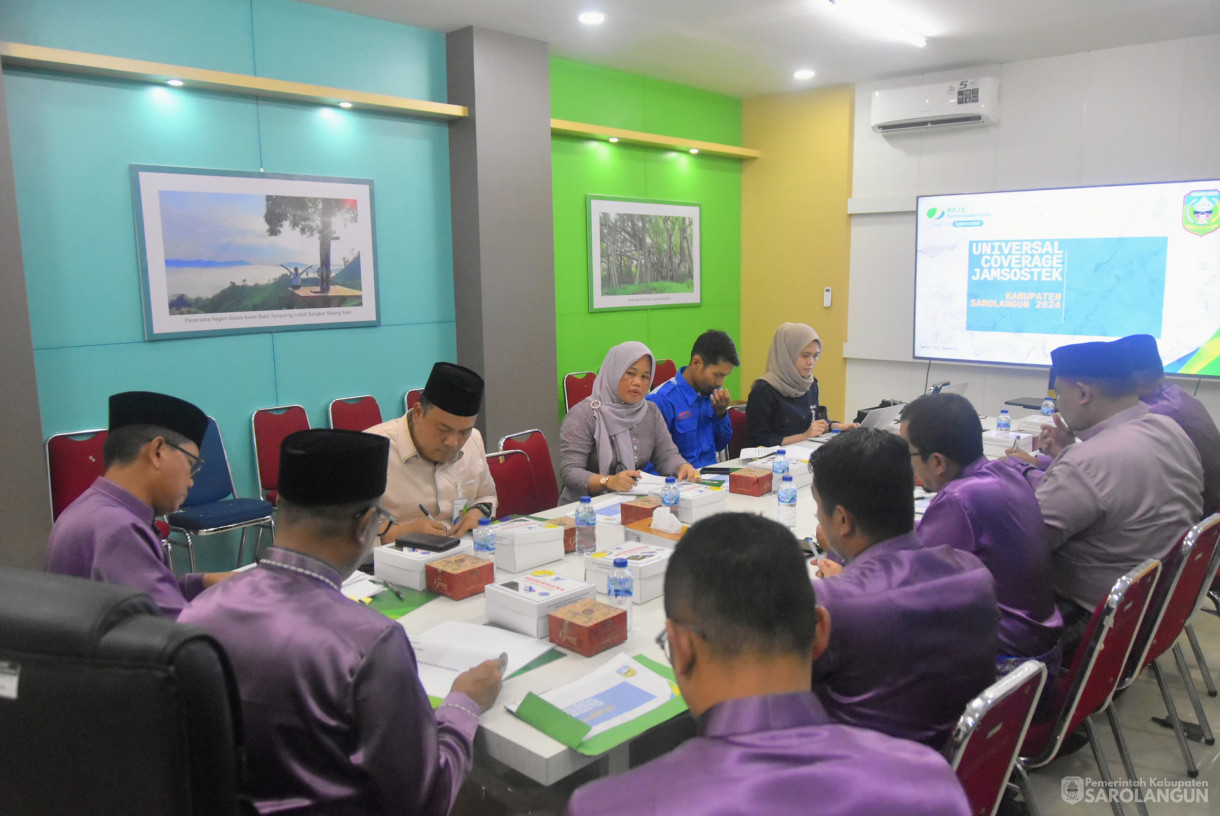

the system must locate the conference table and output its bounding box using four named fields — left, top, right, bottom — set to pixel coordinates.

left=394, top=443, right=825, bottom=786
left=395, top=415, right=1016, bottom=786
